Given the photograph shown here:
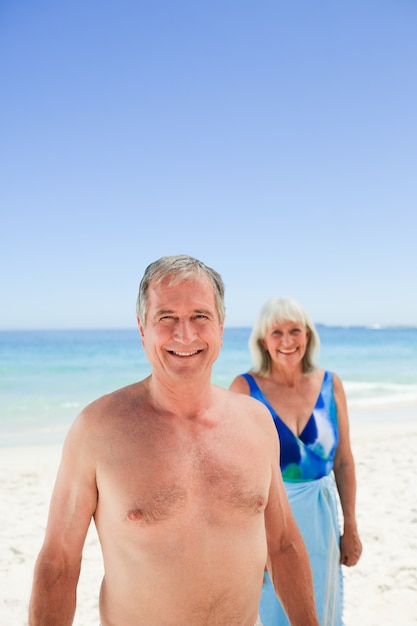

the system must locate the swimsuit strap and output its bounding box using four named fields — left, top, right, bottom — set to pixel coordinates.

left=241, top=373, right=280, bottom=420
